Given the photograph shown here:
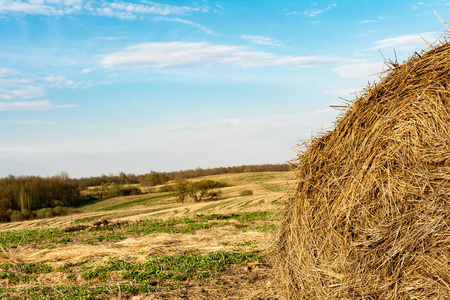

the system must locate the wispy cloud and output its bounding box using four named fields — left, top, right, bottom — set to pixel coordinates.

left=0, top=0, right=82, bottom=16
left=98, top=79, right=117, bottom=85
left=0, top=0, right=207, bottom=19
left=0, top=146, right=56, bottom=154
left=411, top=2, right=425, bottom=10
left=333, top=62, right=385, bottom=78
left=44, top=75, right=79, bottom=88
left=304, top=9, right=323, bottom=17
left=157, top=110, right=337, bottom=140
left=82, top=125, right=117, bottom=129
left=0, top=120, right=54, bottom=125
left=0, top=1, right=212, bottom=34
left=287, top=10, right=322, bottom=17
left=0, top=100, right=77, bottom=111
left=0, top=85, right=45, bottom=100
left=98, top=42, right=351, bottom=70
left=241, top=34, right=281, bottom=46
left=92, top=1, right=202, bottom=19
left=153, top=17, right=213, bottom=34
left=324, top=88, right=362, bottom=96
left=0, top=68, right=79, bottom=100
left=97, top=36, right=129, bottom=41
left=359, top=19, right=377, bottom=24
left=286, top=3, right=337, bottom=18
left=371, top=32, right=438, bottom=50
left=0, top=67, right=21, bottom=77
